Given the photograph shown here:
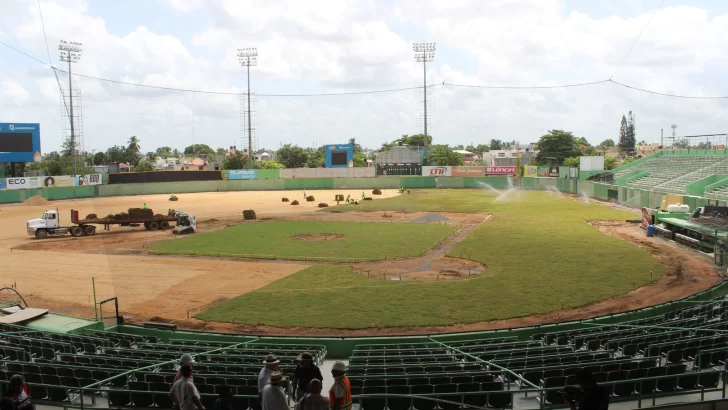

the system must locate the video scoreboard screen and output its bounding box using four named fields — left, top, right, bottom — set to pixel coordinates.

left=0, top=123, right=41, bottom=162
